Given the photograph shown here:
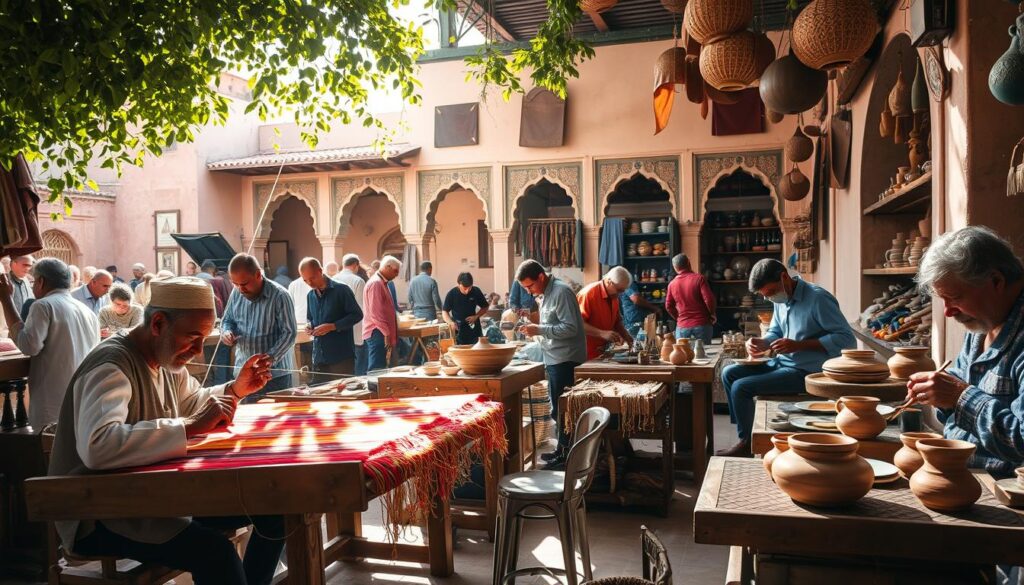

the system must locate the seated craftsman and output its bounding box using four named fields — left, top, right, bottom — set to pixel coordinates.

left=719, top=259, right=855, bottom=456
left=577, top=266, right=634, bottom=360
left=48, top=277, right=284, bottom=585
left=908, top=226, right=1024, bottom=478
